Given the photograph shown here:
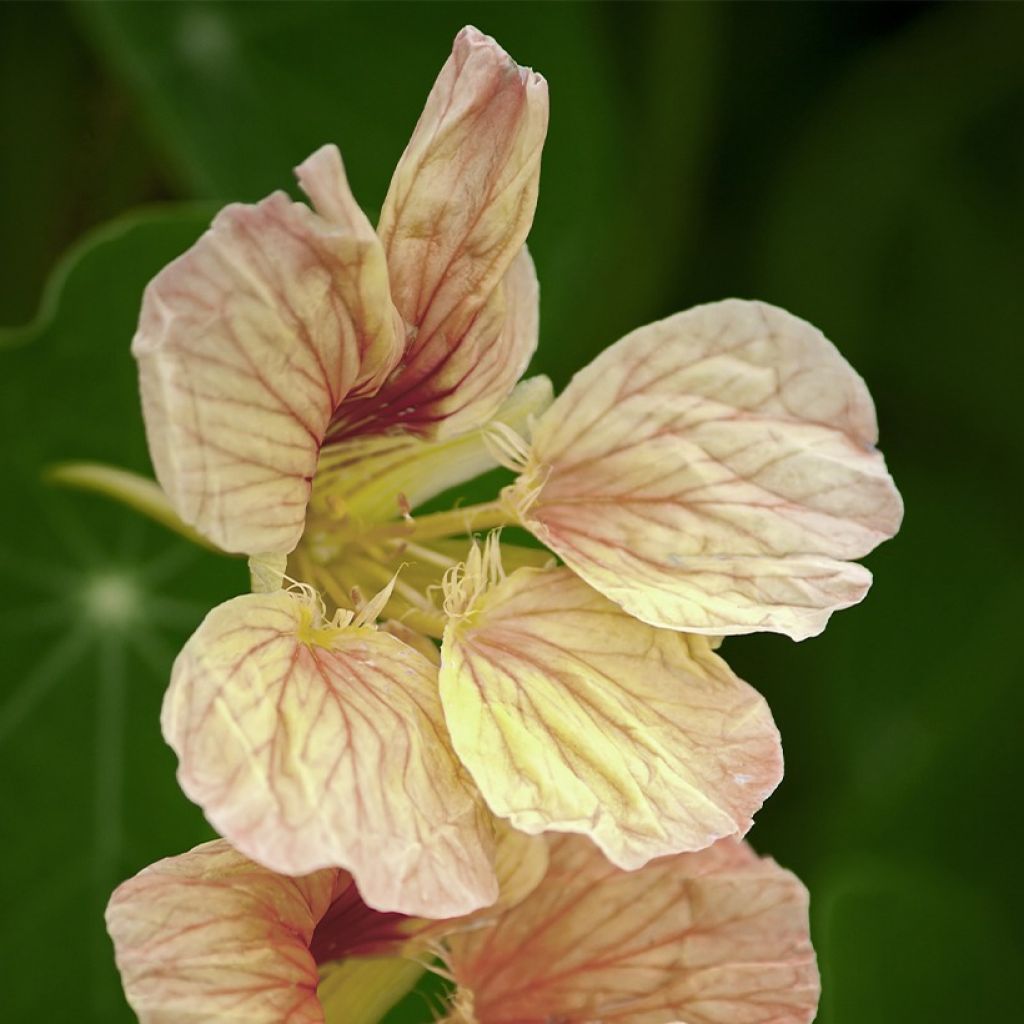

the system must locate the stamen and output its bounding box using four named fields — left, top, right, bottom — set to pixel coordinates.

left=352, top=575, right=397, bottom=629
left=311, top=562, right=357, bottom=617
left=483, top=421, right=531, bottom=472
left=442, top=531, right=505, bottom=620
left=385, top=539, right=459, bottom=569
left=394, top=605, right=447, bottom=639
